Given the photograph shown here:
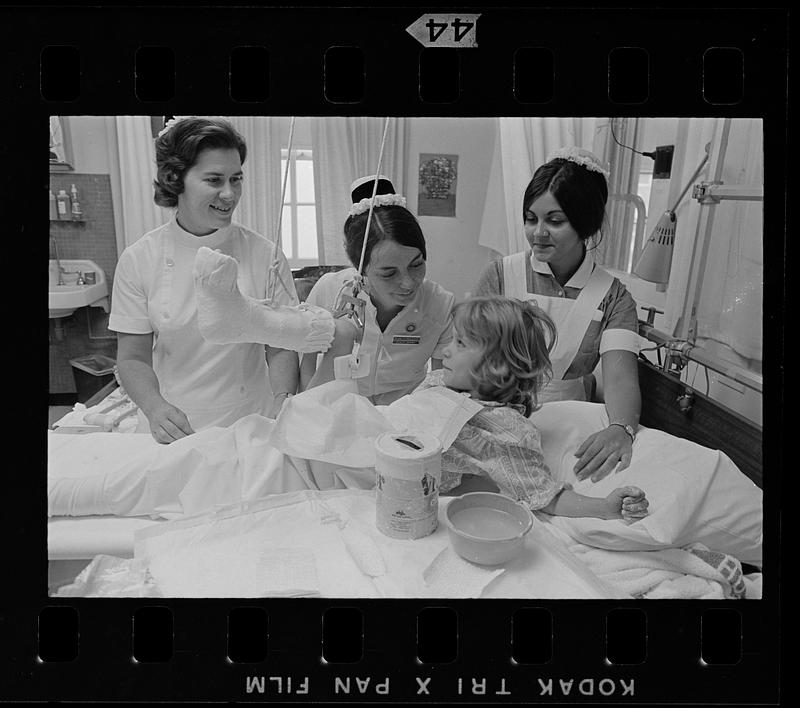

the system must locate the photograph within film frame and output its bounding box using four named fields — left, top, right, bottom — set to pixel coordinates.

left=3, top=5, right=784, bottom=704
